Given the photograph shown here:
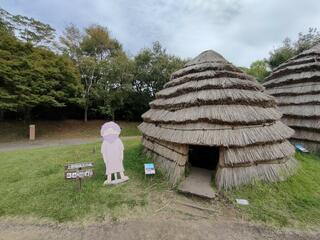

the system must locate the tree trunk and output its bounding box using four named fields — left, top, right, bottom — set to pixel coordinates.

left=111, top=110, right=115, bottom=121
left=24, top=107, right=31, bottom=124
left=84, top=105, right=88, bottom=122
